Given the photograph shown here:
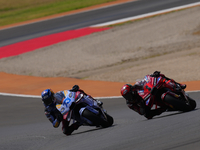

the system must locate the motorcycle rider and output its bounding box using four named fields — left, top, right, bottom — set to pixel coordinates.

left=121, top=71, right=186, bottom=119
left=41, top=85, right=103, bottom=135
